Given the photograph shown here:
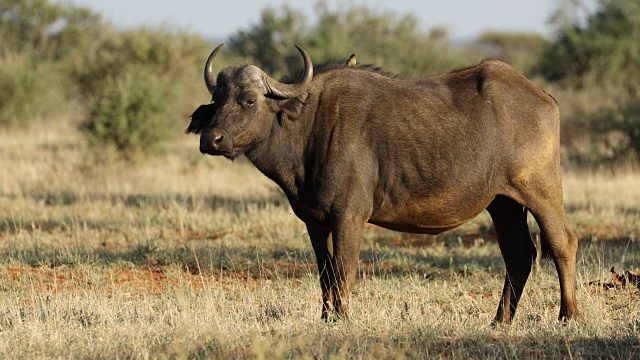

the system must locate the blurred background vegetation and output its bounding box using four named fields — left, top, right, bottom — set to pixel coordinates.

left=0, top=0, right=638, bottom=167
